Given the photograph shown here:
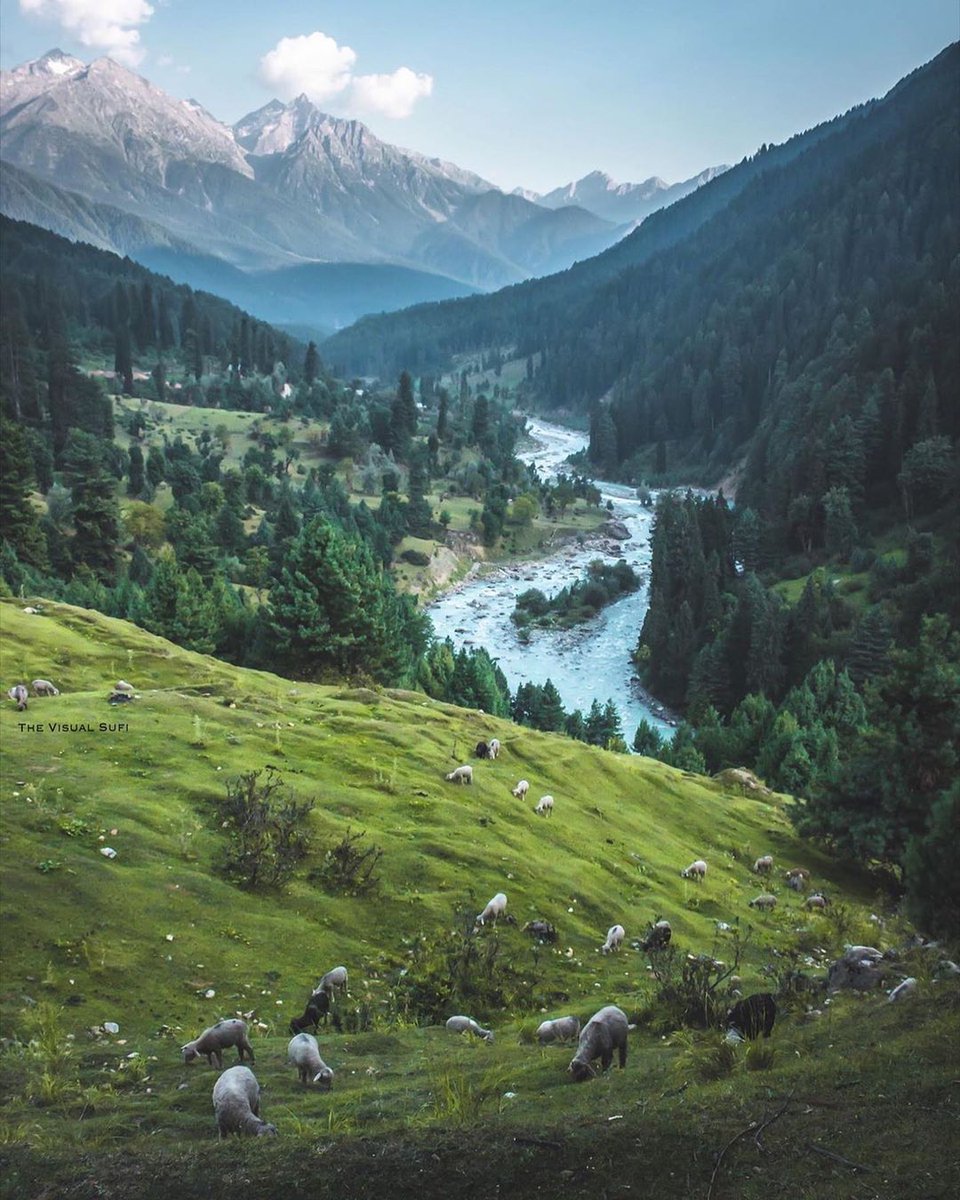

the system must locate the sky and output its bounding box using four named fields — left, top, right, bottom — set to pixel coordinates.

left=2, top=1, right=957, bottom=192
